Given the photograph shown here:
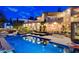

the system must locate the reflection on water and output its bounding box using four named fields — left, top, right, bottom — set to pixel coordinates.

left=5, top=35, right=64, bottom=53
